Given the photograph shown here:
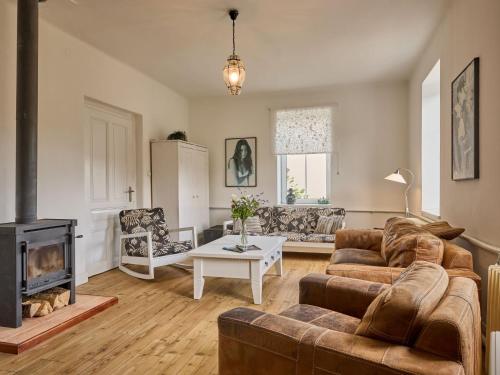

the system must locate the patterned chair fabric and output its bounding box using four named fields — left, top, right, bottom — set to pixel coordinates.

left=119, top=208, right=192, bottom=257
